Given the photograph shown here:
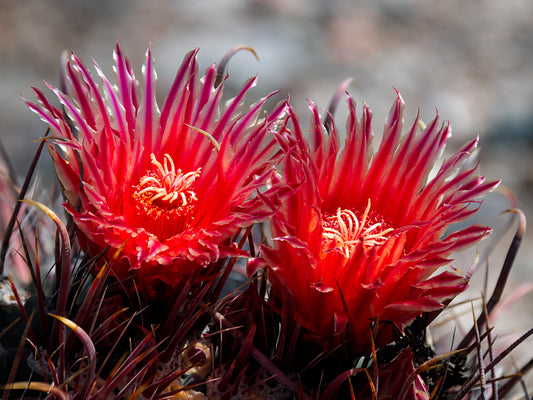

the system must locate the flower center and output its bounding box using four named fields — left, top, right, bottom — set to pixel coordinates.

left=322, top=199, right=394, bottom=257
left=131, top=153, right=201, bottom=239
